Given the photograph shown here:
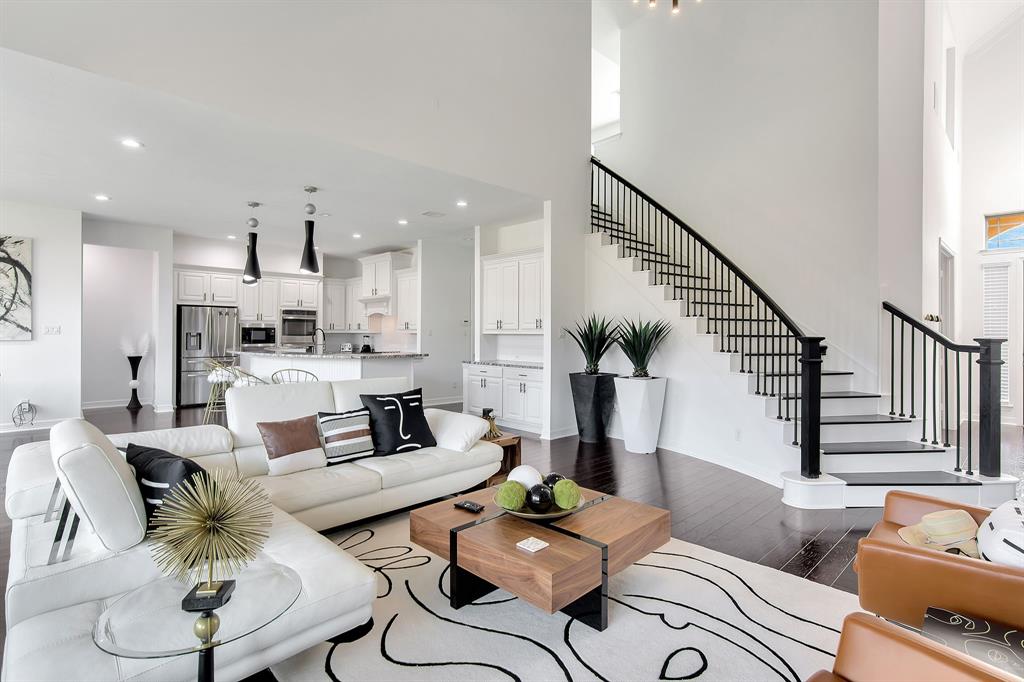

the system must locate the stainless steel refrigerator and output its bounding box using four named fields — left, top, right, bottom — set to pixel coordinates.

left=177, top=305, right=240, bottom=408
